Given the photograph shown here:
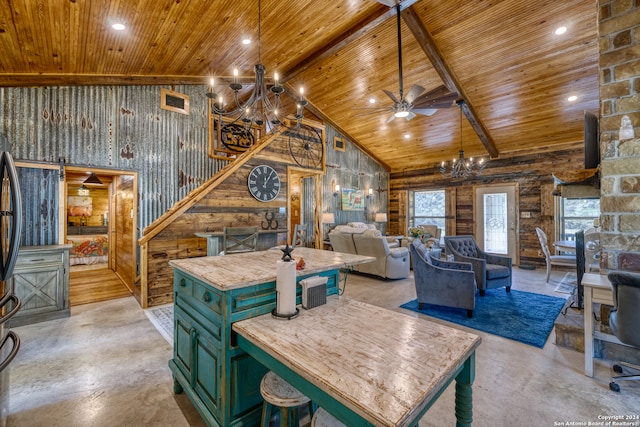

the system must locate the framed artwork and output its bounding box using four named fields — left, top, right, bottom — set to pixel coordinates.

left=333, top=136, right=346, bottom=152
left=67, top=196, right=93, bottom=217
left=341, top=188, right=365, bottom=211
left=208, top=102, right=262, bottom=160
left=160, top=88, right=190, bottom=115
